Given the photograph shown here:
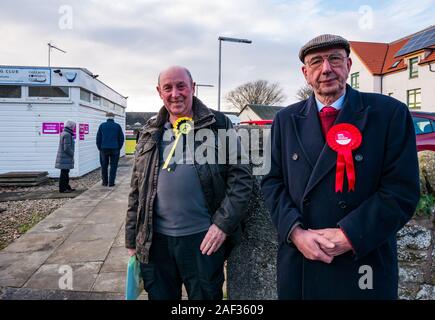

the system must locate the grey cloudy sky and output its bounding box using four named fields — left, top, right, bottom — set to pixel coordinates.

left=1, top=0, right=434, bottom=112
